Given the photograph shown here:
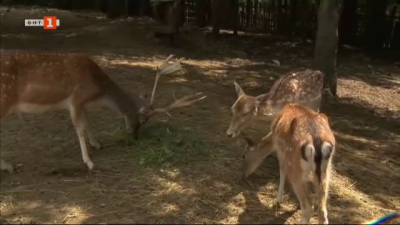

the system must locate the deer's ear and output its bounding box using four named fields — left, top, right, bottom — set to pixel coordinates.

left=234, top=81, right=245, bottom=96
